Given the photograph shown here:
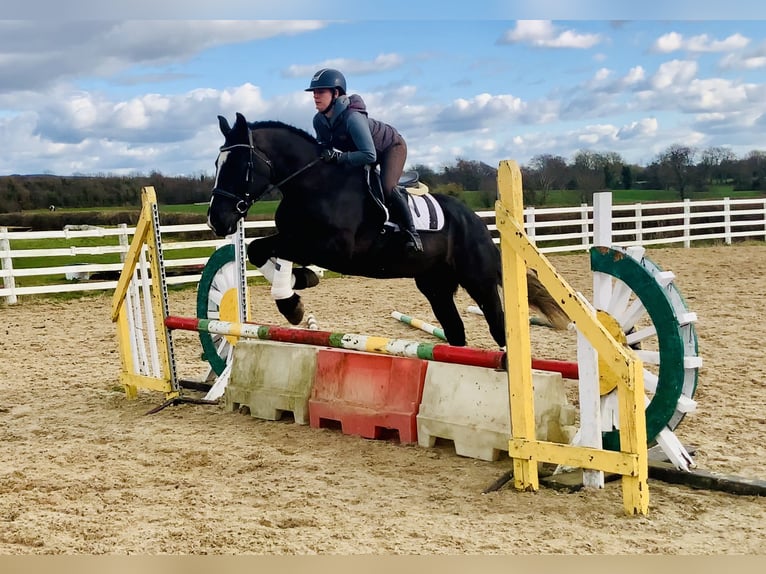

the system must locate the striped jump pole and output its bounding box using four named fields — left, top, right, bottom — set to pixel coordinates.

left=164, top=316, right=579, bottom=379
left=391, top=311, right=447, bottom=341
